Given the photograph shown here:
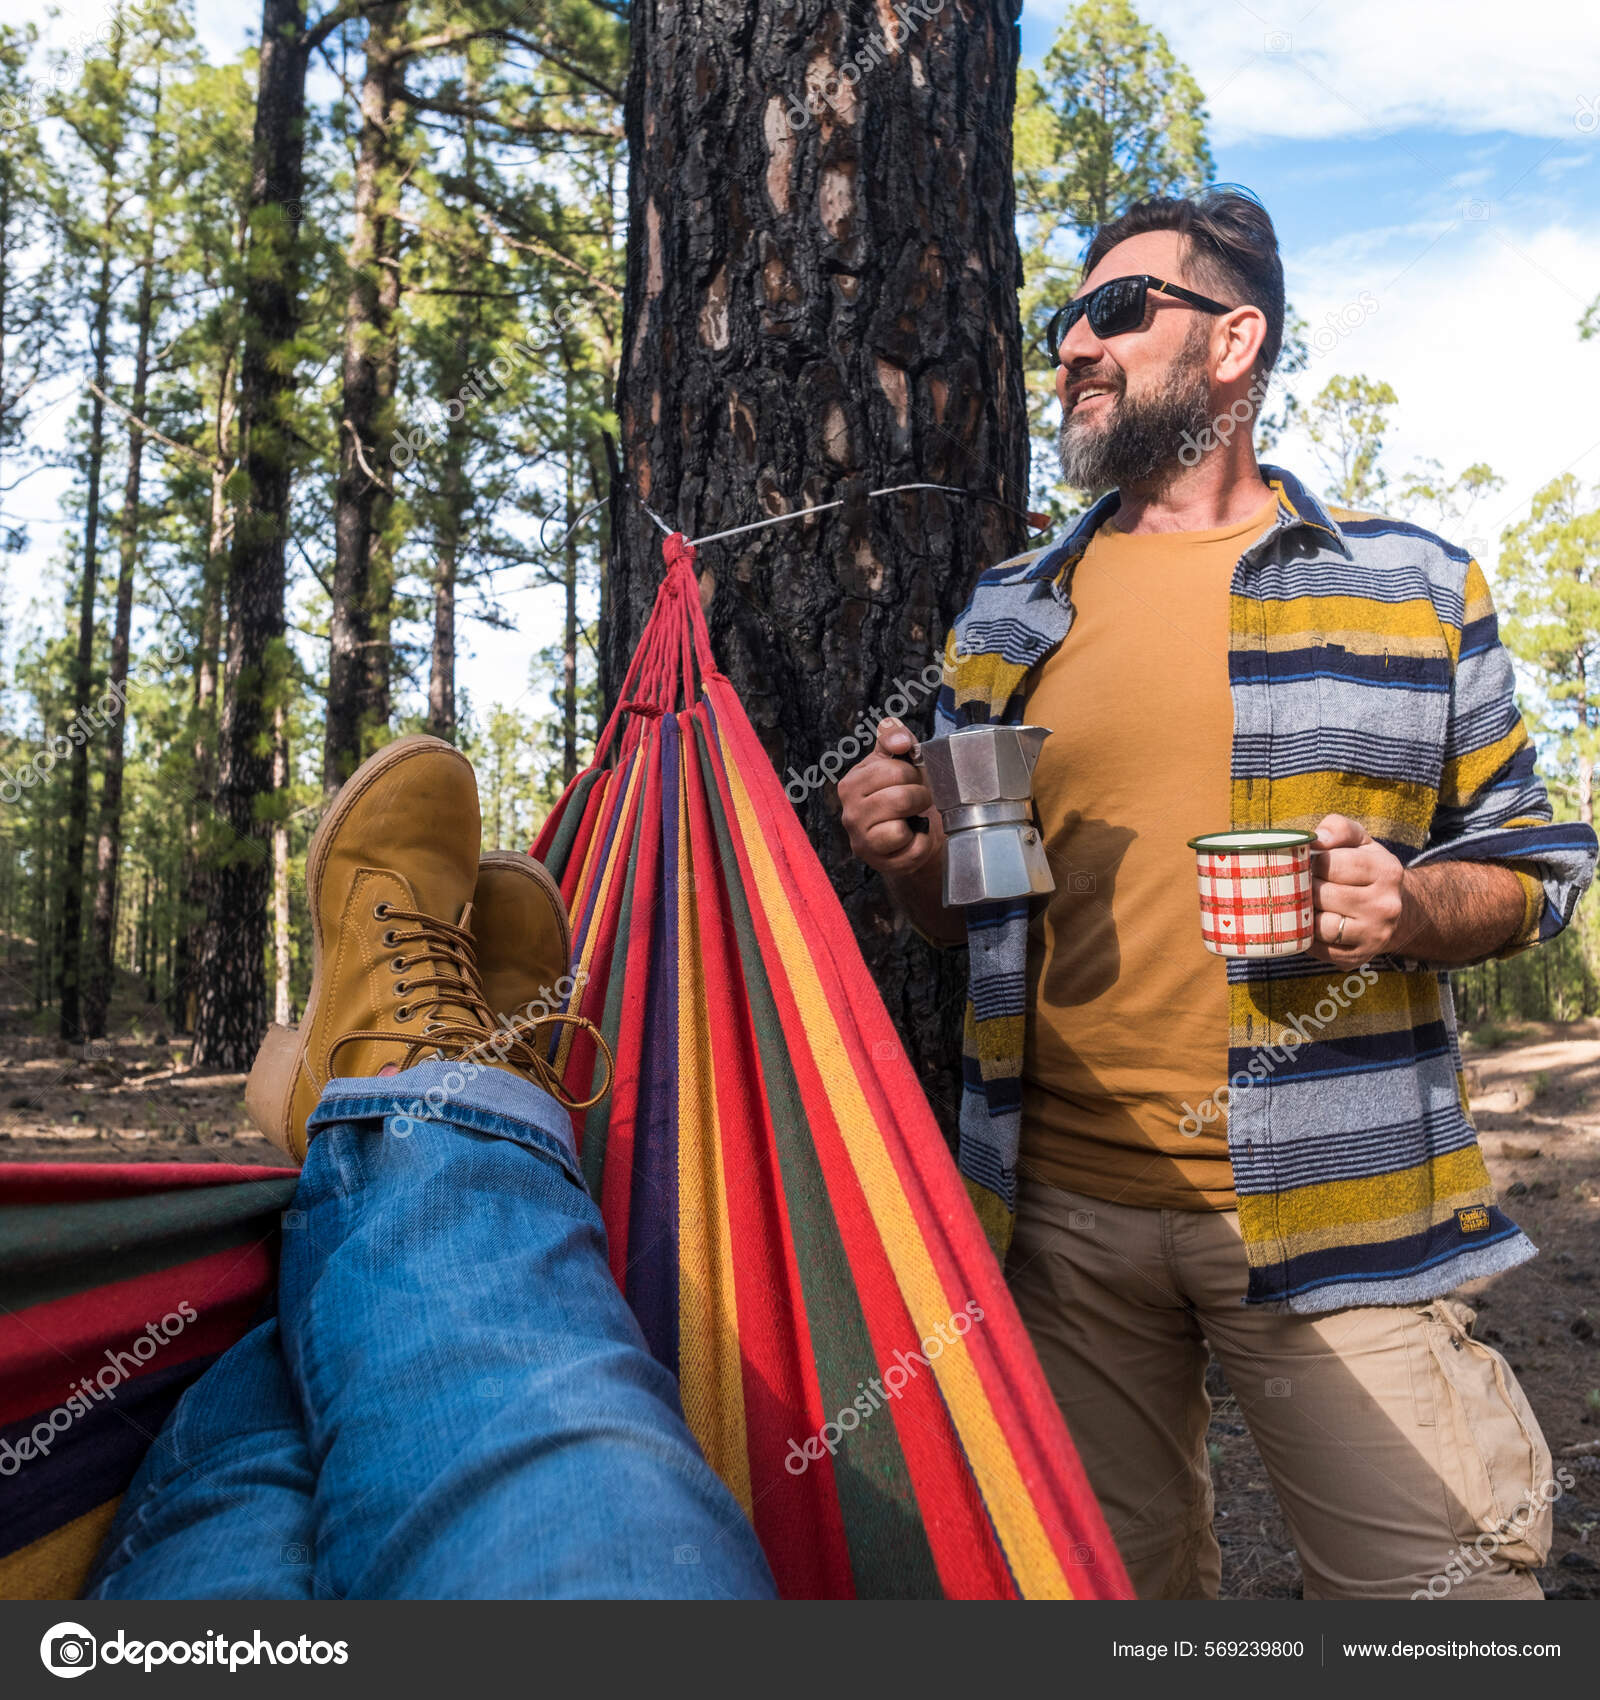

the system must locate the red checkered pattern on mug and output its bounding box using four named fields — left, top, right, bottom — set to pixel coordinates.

left=1196, top=845, right=1314, bottom=958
